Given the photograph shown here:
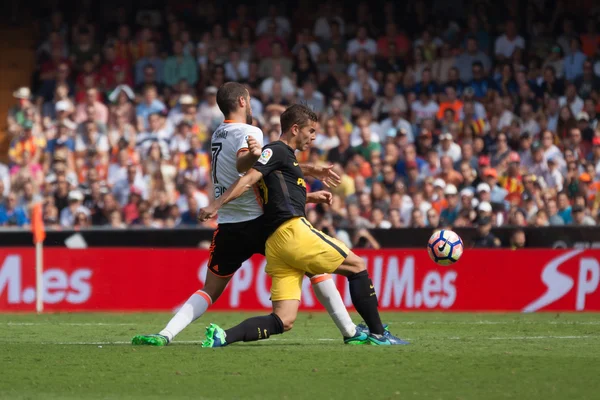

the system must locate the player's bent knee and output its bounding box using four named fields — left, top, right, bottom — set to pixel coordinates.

left=202, top=274, right=232, bottom=302
left=334, top=252, right=366, bottom=276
